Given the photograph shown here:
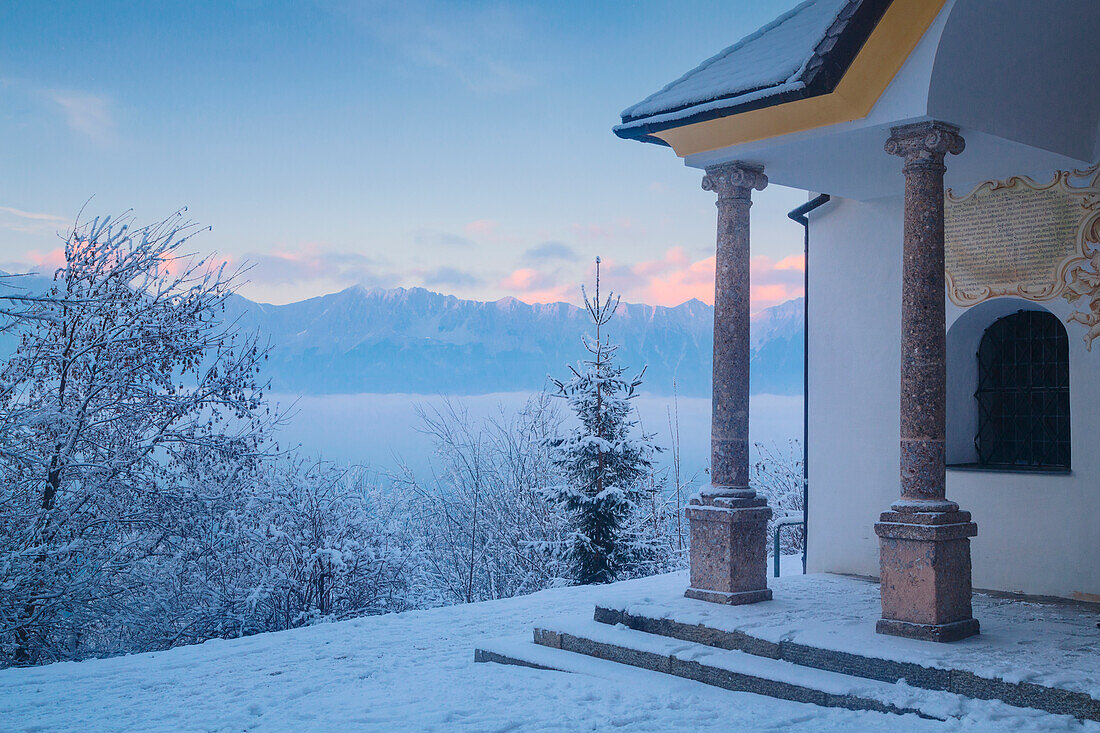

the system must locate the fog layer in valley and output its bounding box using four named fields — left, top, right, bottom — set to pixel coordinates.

left=274, top=392, right=804, bottom=478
